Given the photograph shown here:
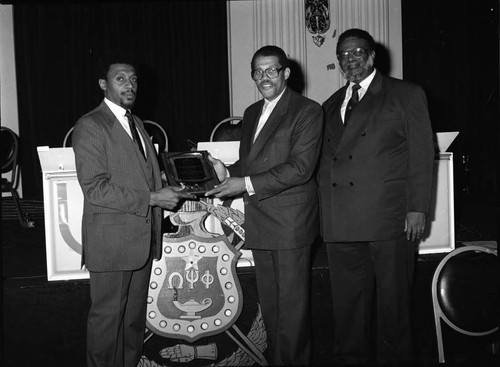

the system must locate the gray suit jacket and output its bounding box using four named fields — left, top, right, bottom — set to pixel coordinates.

left=229, top=88, right=324, bottom=250
left=73, top=101, right=163, bottom=272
